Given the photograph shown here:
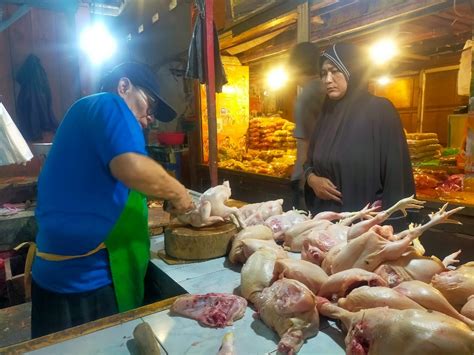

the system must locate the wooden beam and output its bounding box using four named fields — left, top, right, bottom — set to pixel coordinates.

left=297, top=1, right=310, bottom=42
left=219, top=12, right=297, bottom=50
left=311, top=0, right=451, bottom=44
left=0, top=0, right=77, bottom=12
left=398, top=52, right=431, bottom=61
left=229, top=0, right=307, bottom=36
left=0, top=4, right=29, bottom=32
left=225, top=26, right=289, bottom=55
